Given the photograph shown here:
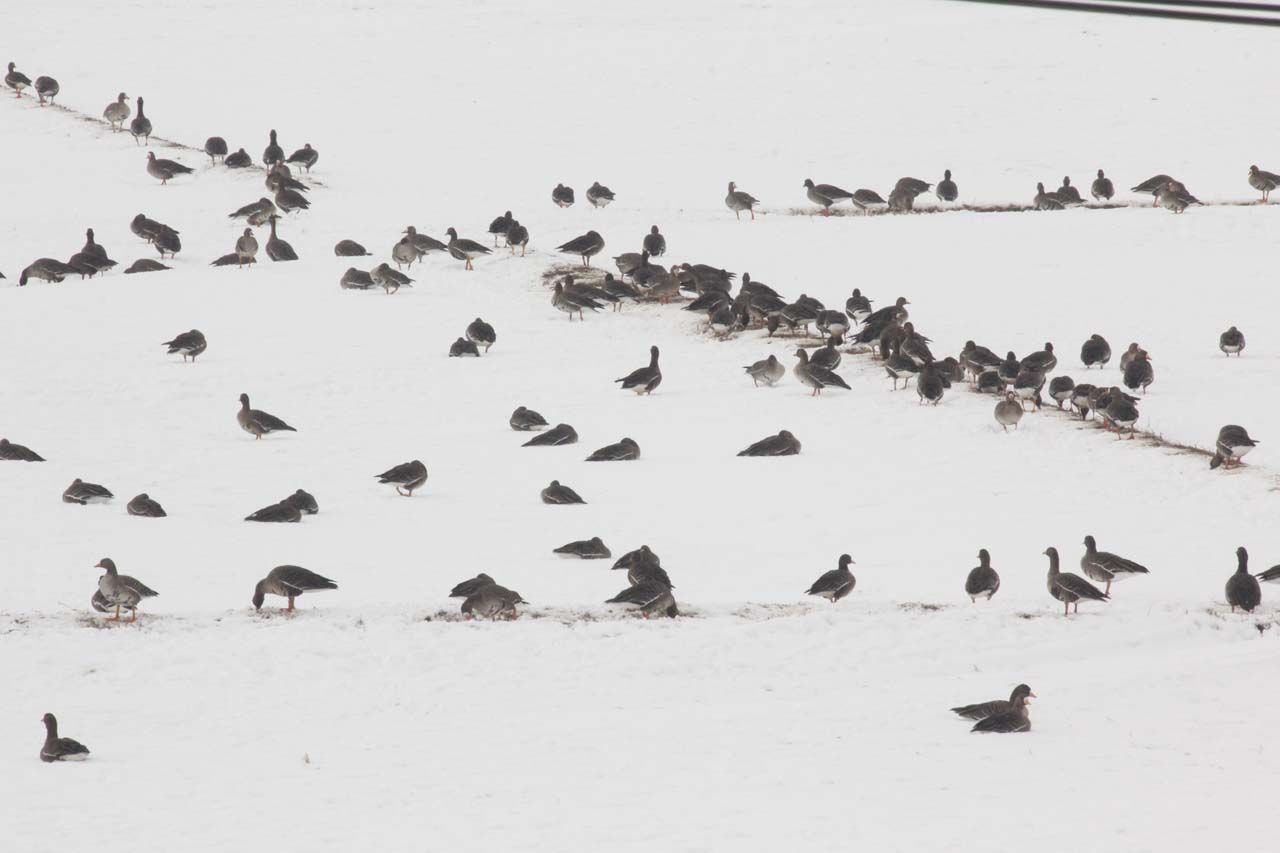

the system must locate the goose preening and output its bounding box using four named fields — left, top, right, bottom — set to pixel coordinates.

left=252, top=565, right=337, bottom=612
left=460, top=581, right=527, bottom=620
left=725, top=181, right=759, bottom=220
left=129, top=96, right=151, bottom=144
left=1080, top=535, right=1149, bottom=595
left=1247, top=165, right=1280, bottom=202
left=964, top=549, right=1000, bottom=602
left=262, top=130, right=283, bottom=167
left=229, top=197, right=276, bottom=221
left=793, top=348, right=850, bottom=395
left=1155, top=181, right=1202, bottom=213
left=63, top=478, right=112, bottom=505
left=806, top=554, right=856, bottom=603
left=372, top=460, right=428, bottom=497
left=146, top=152, right=193, bottom=185
left=5, top=62, right=31, bottom=96
left=126, top=493, right=167, bottom=518
left=541, top=480, right=586, bottom=504
left=445, top=227, right=491, bottom=270
left=554, top=537, right=612, bottom=559
left=615, top=345, right=662, bottom=394
left=266, top=163, right=309, bottom=195
left=334, top=239, right=371, bottom=257
left=244, top=501, right=302, bottom=523
left=225, top=148, right=251, bottom=168
left=40, top=714, right=90, bottom=763
left=1226, top=547, right=1261, bottom=613
left=556, top=230, right=605, bottom=267
left=103, top=92, right=130, bottom=131
left=969, top=692, right=1032, bottom=734
left=283, top=489, right=319, bottom=515
left=952, top=684, right=1035, bottom=722
left=586, top=181, right=616, bottom=208
left=130, top=213, right=168, bottom=242
left=450, top=337, right=480, bottom=357
left=465, top=318, right=496, bottom=352
left=154, top=226, right=181, bottom=258
left=1091, top=169, right=1114, bottom=201
left=506, top=220, right=529, bottom=255
left=237, top=393, right=296, bottom=439
left=1219, top=326, right=1245, bottom=356
left=265, top=216, right=298, bottom=262
left=523, top=423, right=578, bottom=447
left=605, top=580, right=678, bottom=618
left=1080, top=334, right=1111, bottom=368
left=95, top=558, right=158, bottom=622
left=803, top=178, right=854, bottom=214
left=486, top=211, right=513, bottom=246
left=1210, top=425, right=1258, bottom=470
left=552, top=183, right=575, bottom=207
left=203, top=136, right=228, bottom=163
left=34, top=75, right=58, bottom=105
left=286, top=143, right=319, bottom=172
left=402, top=226, right=448, bottom=259
left=509, top=406, right=549, bottom=431
left=737, top=429, right=801, bottom=457
left=643, top=225, right=666, bottom=256
left=586, top=437, right=640, bottom=461
left=370, top=263, right=413, bottom=294
left=935, top=169, right=958, bottom=202
left=0, top=438, right=44, bottom=461
left=1044, top=546, right=1108, bottom=615
left=744, top=354, right=786, bottom=387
